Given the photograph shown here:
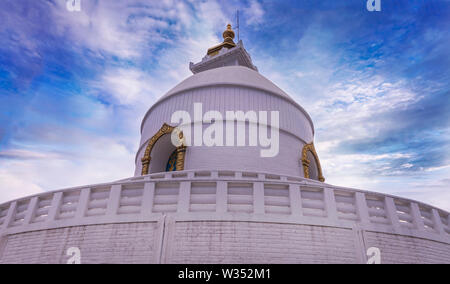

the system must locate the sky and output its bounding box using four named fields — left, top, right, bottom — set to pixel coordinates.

left=0, top=0, right=449, bottom=210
